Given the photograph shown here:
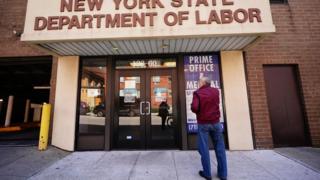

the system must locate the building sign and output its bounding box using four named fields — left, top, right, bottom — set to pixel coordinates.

left=34, top=0, right=263, bottom=30
left=22, top=0, right=275, bottom=42
left=184, top=55, right=224, bottom=133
